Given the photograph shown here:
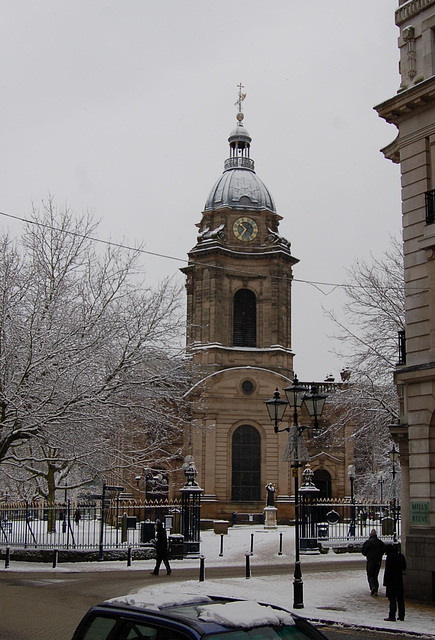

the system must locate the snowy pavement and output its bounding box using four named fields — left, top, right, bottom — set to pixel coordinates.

left=4, top=525, right=434, bottom=637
